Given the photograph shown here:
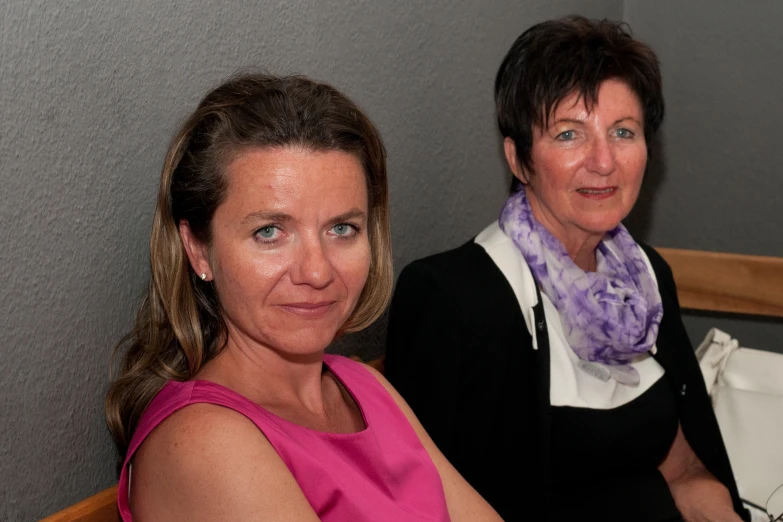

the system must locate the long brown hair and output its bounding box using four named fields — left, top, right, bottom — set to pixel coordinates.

left=105, top=73, right=392, bottom=463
